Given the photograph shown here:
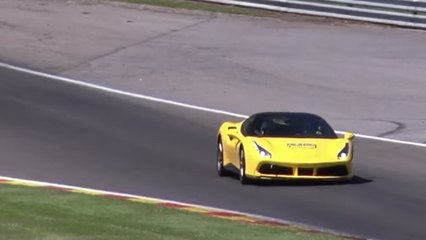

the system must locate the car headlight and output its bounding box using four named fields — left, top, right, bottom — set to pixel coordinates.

left=253, top=141, right=272, bottom=158
left=337, top=143, right=350, bottom=160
